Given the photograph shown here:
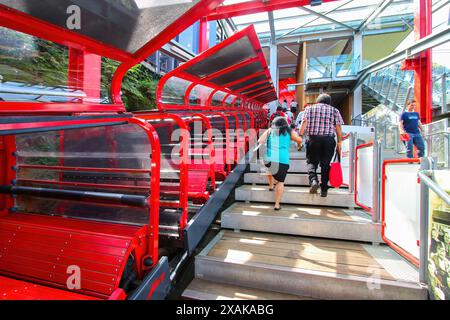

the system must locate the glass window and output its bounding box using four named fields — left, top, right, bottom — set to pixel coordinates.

left=189, top=84, right=214, bottom=106
left=211, top=90, right=227, bottom=107
left=14, top=122, right=153, bottom=226
left=161, top=76, right=191, bottom=105
left=224, top=95, right=236, bottom=107
left=0, top=27, right=116, bottom=104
